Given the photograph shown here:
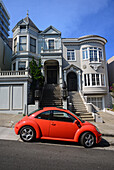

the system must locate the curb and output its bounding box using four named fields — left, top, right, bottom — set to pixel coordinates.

left=102, top=134, right=114, bottom=137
